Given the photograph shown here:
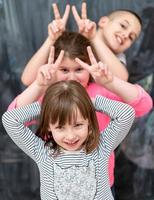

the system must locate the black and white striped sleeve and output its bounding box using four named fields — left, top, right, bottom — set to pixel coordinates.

left=2, top=102, right=45, bottom=162
left=94, top=95, right=135, bottom=157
